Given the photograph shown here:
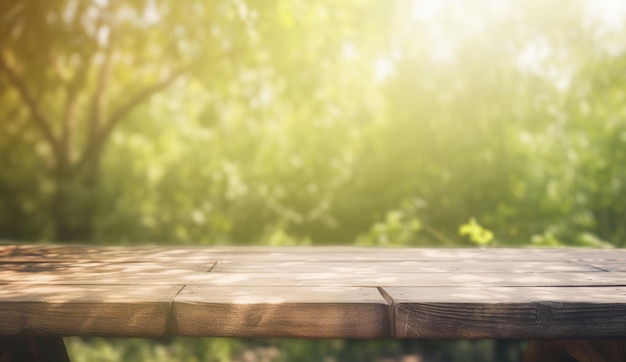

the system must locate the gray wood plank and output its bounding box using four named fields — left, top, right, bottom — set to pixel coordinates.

left=1, top=245, right=626, bottom=340
left=586, top=262, right=626, bottom=272
left=141, top=271, right=626, bottom=287
left=0, top=284, right=182, bottom=337
left=384, top=286, right=626, bottom=338
left=0, top=261, right=213, bottom=272
left=206, top=248, right=626, bottom=262
left=2, top=270, right=624, bottom=287
left=0, top=261, right=214, bottom=284
left=174, top=286, right=389, bottom=338
left=3, top=245, right=219, bottom=264
left=213, top=260, right=601, bottom=273
left=9, top=245, right=626, bottom=263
